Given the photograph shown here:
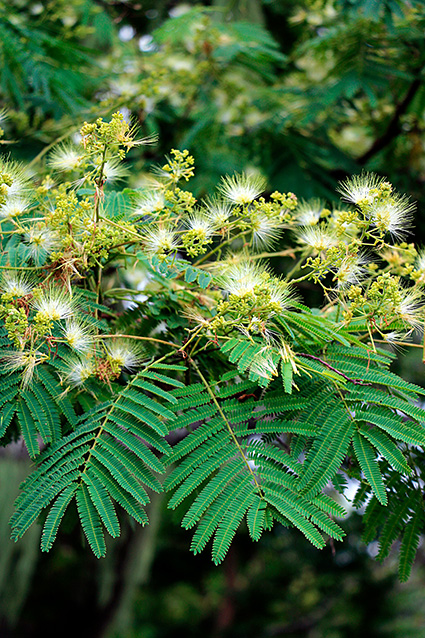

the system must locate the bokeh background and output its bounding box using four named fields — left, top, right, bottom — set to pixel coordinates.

left=2, top=1, right=425, bottom=636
